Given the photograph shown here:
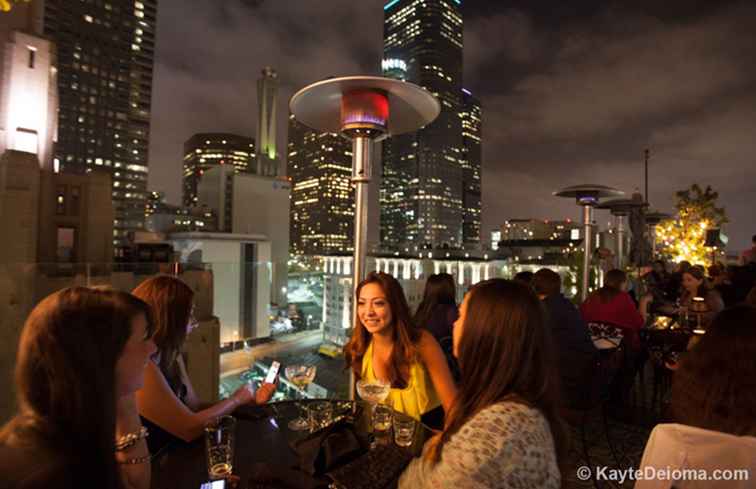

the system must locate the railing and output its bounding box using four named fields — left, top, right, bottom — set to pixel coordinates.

left=1, top=257, right=584, bottom=423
